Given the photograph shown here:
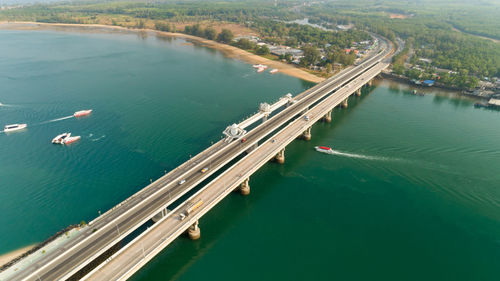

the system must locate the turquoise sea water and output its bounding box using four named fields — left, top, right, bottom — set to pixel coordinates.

left=1, top=28, right=500, bottom=281
left=0, top=28, right=309, bottom=253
